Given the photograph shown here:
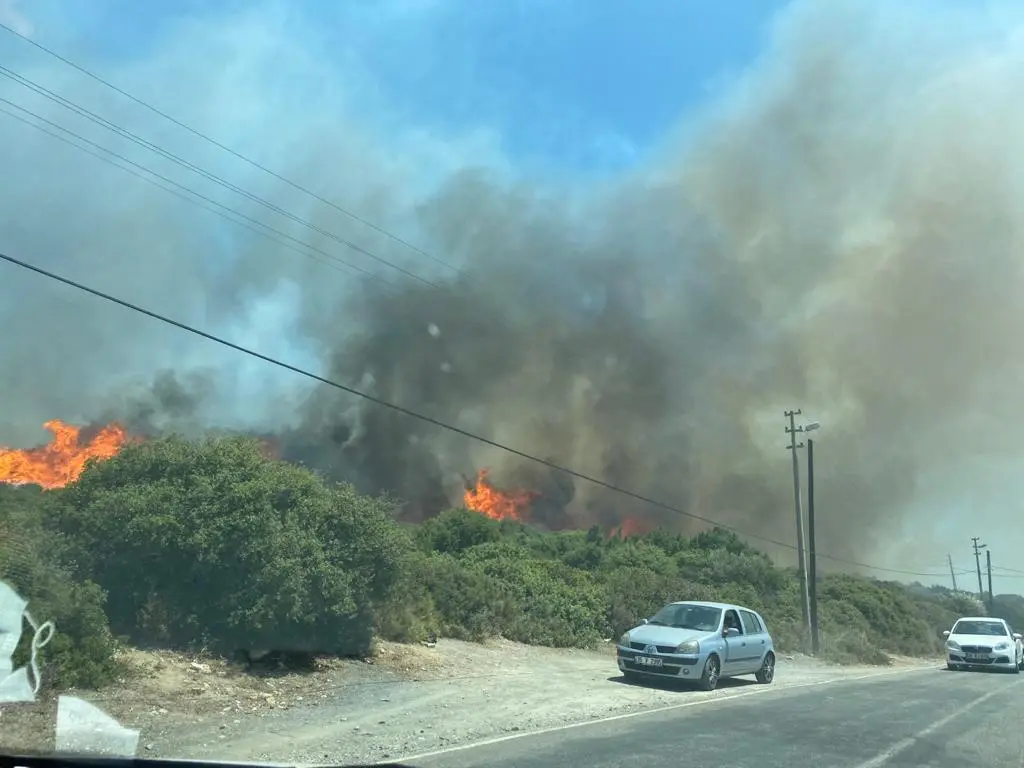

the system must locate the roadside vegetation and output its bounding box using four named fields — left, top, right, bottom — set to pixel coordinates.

left=0, top=435, right=983, bottom=691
